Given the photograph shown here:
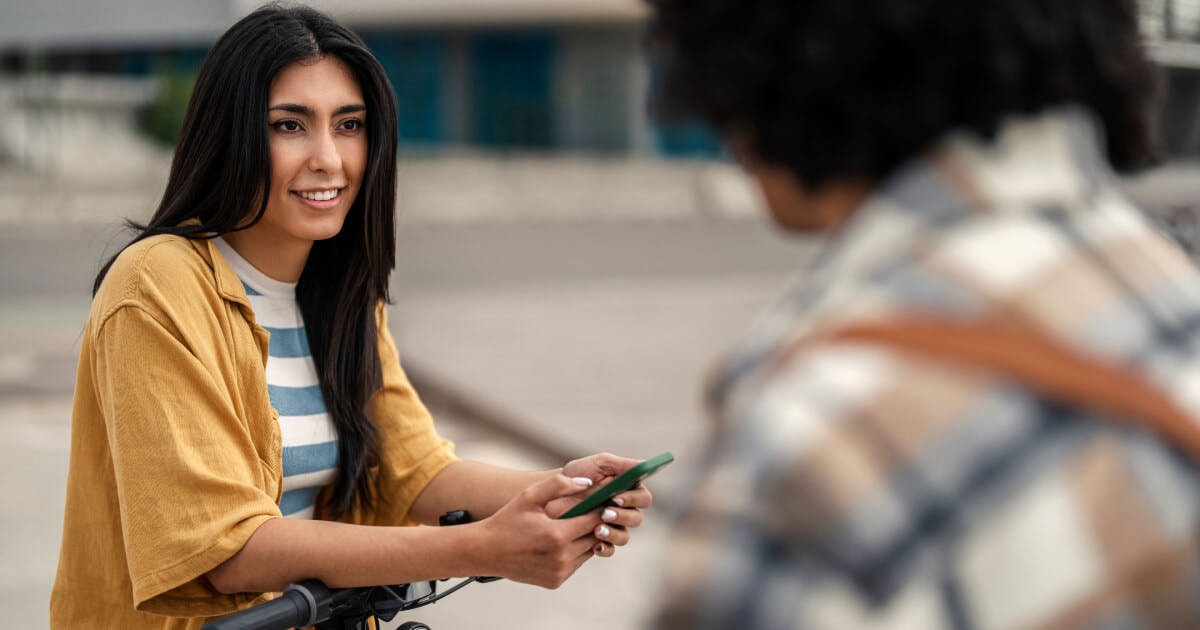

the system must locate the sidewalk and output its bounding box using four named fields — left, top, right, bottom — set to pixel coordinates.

left=395, top=272, right=789, bottom=464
